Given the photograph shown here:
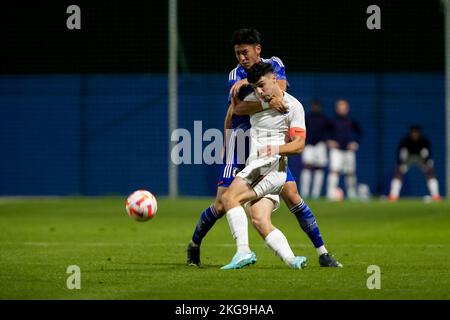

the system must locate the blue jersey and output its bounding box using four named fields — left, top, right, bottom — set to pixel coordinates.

left=227, top=57, right=288, bottom=131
